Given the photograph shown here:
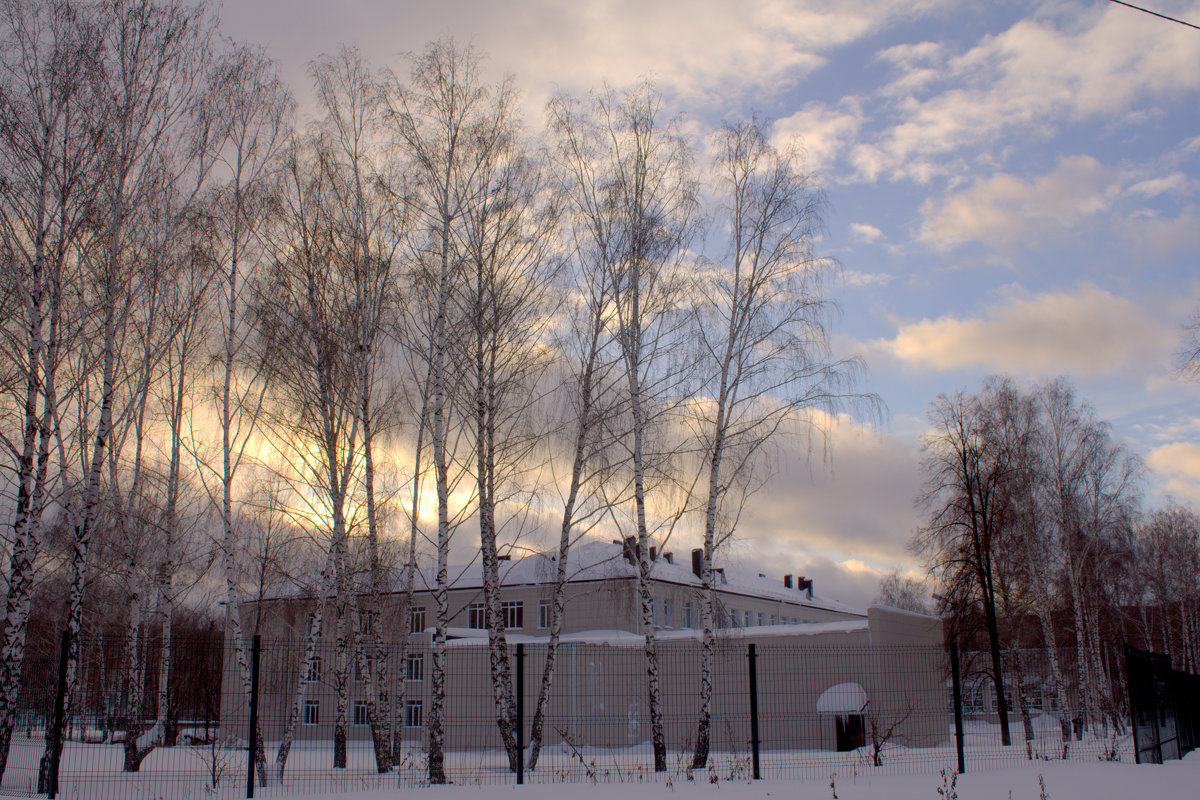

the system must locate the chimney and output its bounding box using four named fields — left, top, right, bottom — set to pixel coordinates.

left=691, top=549, right=703, bottom=578
left=663, top=551, right=674, bottom=565
left=784, top=575, right=793, bottom=589
left=797, top=576, right=813, bottom=599
left=714, top=568, right=726, bottom=584
left=650, top=546, right=657, bottom=562
left=621, top=537, right=638, bottom=565
left=497, top=554, right=511, bottom=561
